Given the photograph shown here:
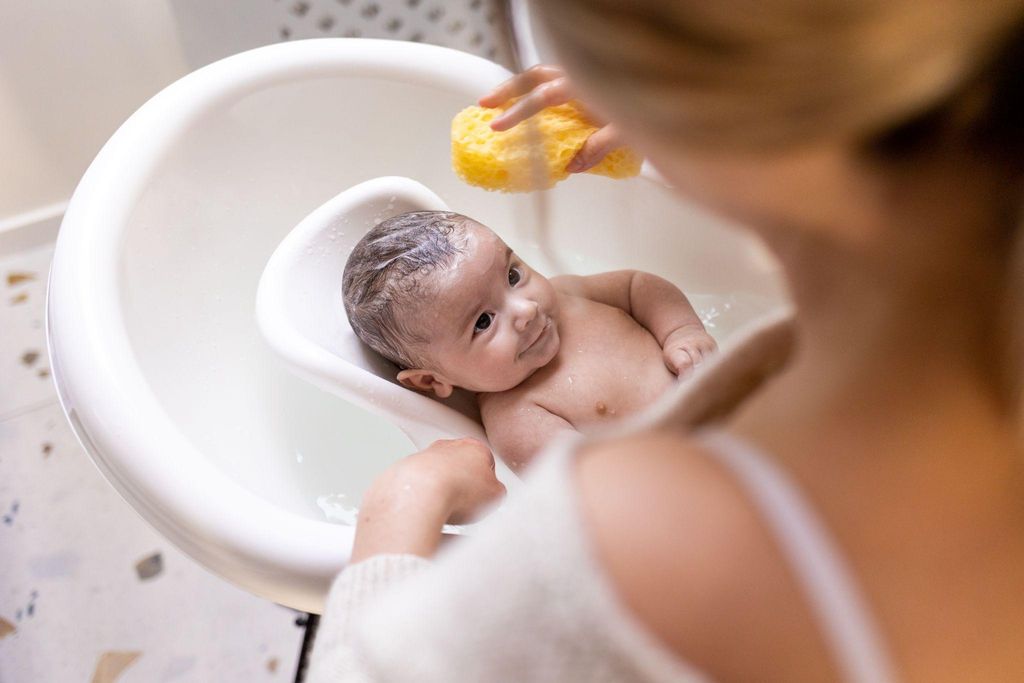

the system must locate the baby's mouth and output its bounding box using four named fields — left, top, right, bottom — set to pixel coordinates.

left=520, top=318, right=552, bottom=357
